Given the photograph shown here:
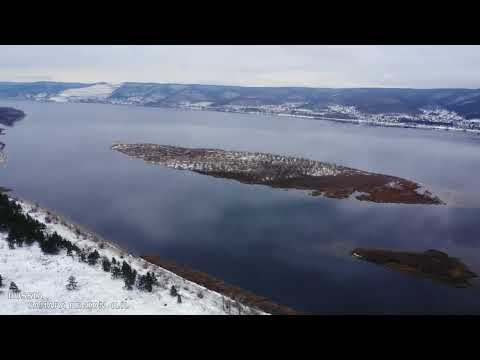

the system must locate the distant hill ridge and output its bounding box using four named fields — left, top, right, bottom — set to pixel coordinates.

left=2, top=81, right=480, bottom=132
